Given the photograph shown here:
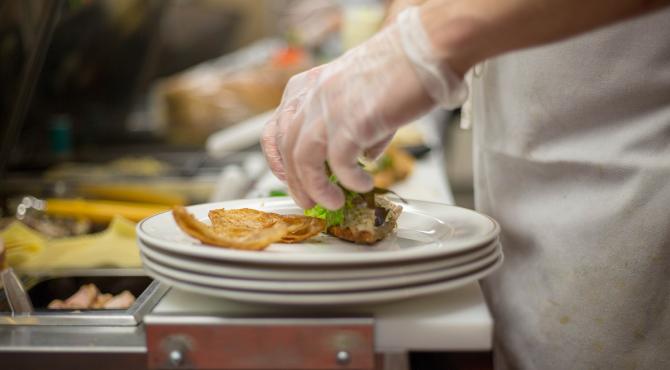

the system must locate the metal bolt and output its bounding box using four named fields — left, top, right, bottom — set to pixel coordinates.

left=336, top=350, right=351, bottom=365
left=168, top=349, right=184, bottom=366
